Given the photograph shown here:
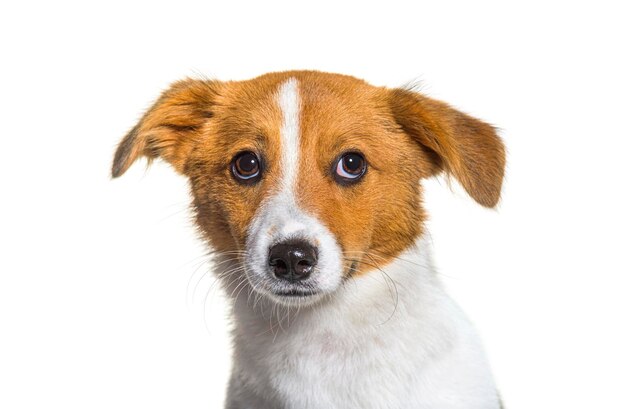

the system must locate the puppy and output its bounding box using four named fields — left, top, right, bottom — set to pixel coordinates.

left=112, top=71, right=505, bottom=409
